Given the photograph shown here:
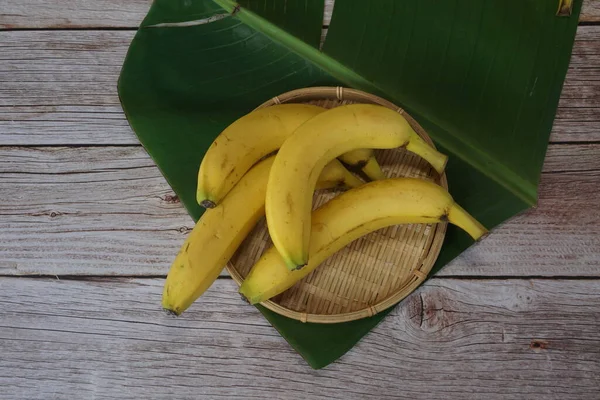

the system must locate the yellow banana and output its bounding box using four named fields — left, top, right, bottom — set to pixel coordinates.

left=162, top=156, right=362, bottom=316
left=241, top=177, right=487, bottom=304
left=338, top=148, right=386, bottom=181
left=265, top=104, right=448, bottom=270
left=197, top=104, right=326, bottom=208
